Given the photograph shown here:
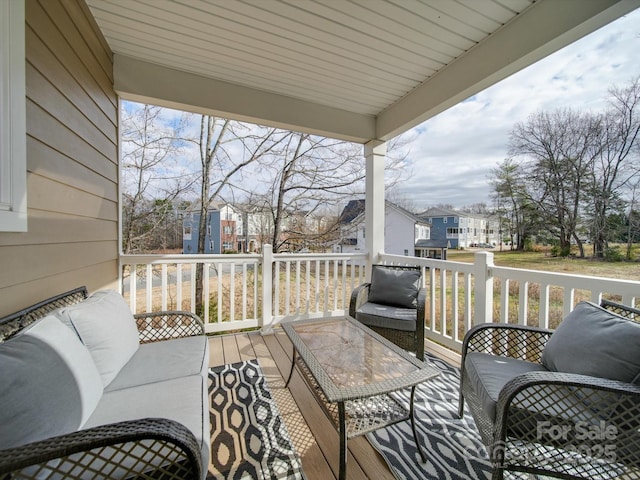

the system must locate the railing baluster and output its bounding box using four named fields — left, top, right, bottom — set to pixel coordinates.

left=539, top=283, right=550, bottom=329
left=146, top=264, right=153, bottom=312
left=341, top=260, right=347, bottom=311
left=190, top=263, right=196, bottom=314
left=314, top=260, right=320, bottom=312
left=500, top=278, right=509, bottom=324
left=333, top=259, right=339, bottom=311
left=253, top=260, right=258, bottom=320
left=274, top=260, right=280, bottom=317
left=203, top=263, right=210, bottom=324
left=439, top=268, right=447, bottom=335
left=324, top=260, right=330, bottom=313
left=295, top=261, right=301, bottom=314
left=305, top=260, right=311, bottom=314
left=464, top=272, right=472, bottom=331
left=176, top=264, right=183, bottom=310
left=452, top=271, right=459, bottom=341
left=242, top=263, right=247, bottom=321
left=129, top=264, right=137, bottom=313
left=217, top=262, right=223, bottom=324
left=161, top=264, right=167, bottom=311
left=285, top=260, right=291, bottom=316
left=229, top=262, right=235, bottom=322
left=518, top=281, right=528, bottom=326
